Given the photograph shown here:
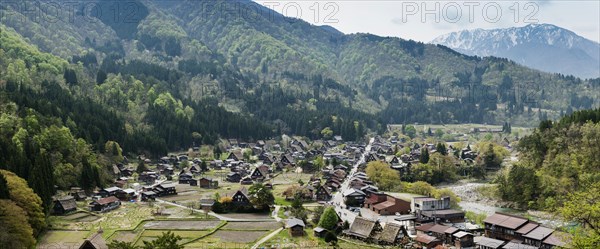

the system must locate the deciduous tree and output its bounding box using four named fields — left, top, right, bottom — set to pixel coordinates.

left=321, top=127, right=333, bottom=139
left=0, top=199, right=35, bottom=249
left=365, top=161, right=400, bottom=191
left=248, top=183, right=274, bottom=210
left=559, top=182, right=600, bottom=248
left=0, top=170, right=45, bottom=237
